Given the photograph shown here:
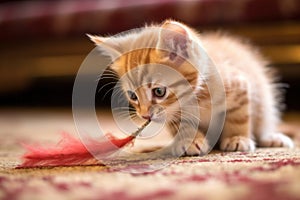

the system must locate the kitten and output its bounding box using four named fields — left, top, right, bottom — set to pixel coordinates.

left=89, top=20, right=294, bottom=156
